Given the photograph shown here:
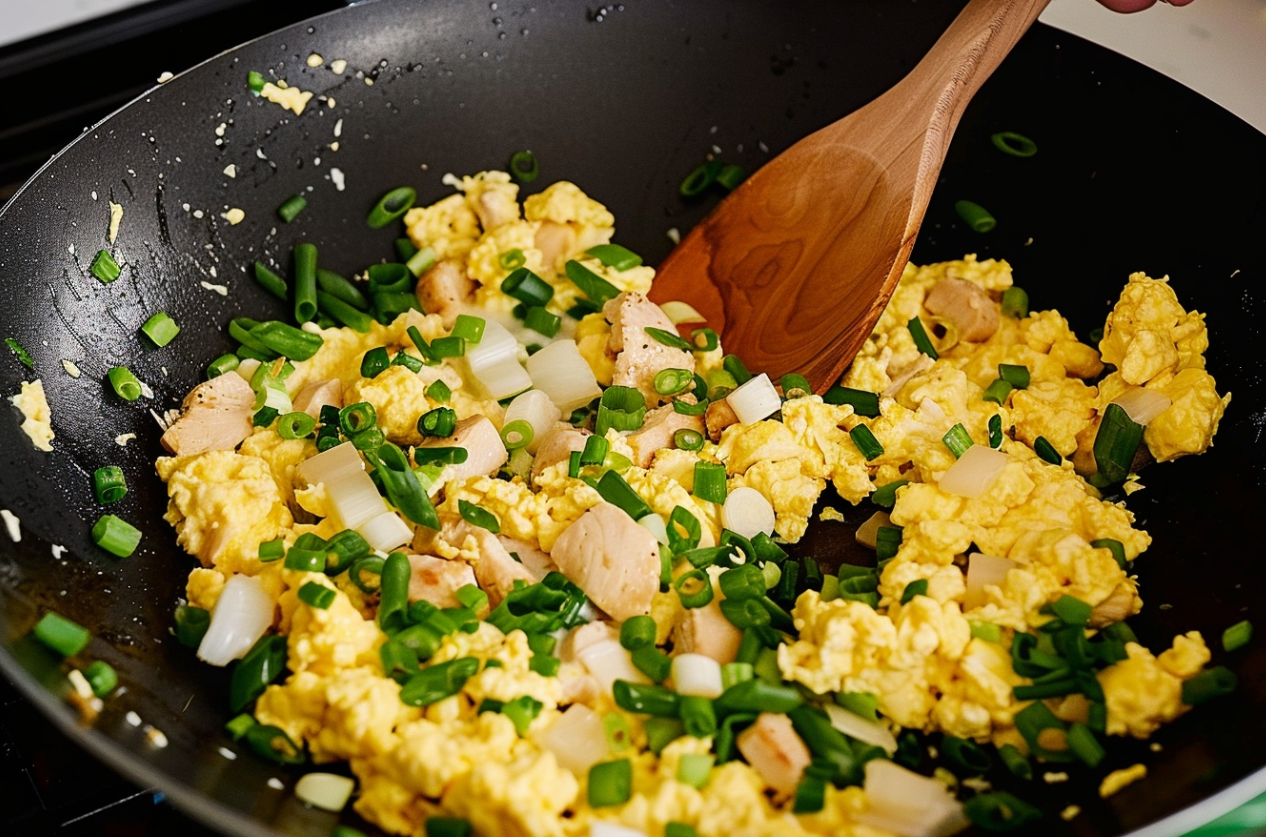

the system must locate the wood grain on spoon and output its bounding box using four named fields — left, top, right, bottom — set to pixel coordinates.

left=648, top=0, right=1051, bottom=391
